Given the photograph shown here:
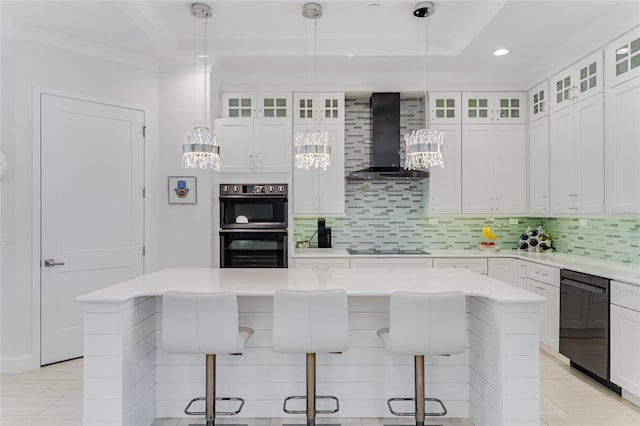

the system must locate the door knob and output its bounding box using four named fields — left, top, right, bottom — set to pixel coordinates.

left=44, top=258, right=65, bottom=267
